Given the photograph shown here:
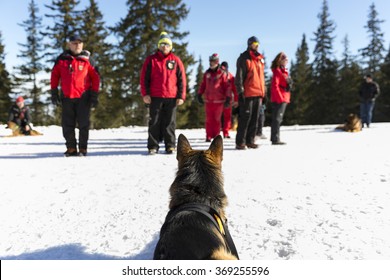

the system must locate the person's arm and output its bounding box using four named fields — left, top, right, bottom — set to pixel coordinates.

left=175, top=57, right=187, bottom=102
